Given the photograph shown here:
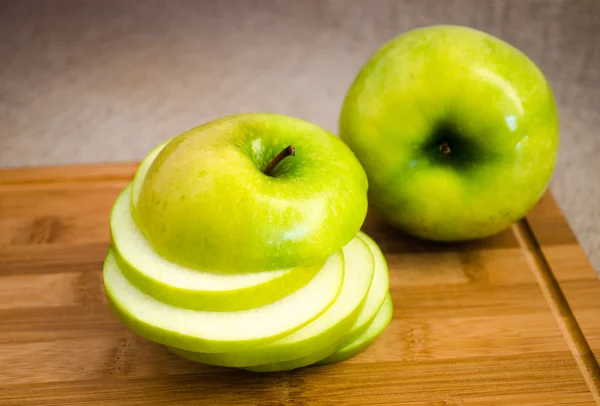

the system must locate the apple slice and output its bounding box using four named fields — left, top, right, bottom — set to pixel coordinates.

left=318, top=294, right=393, bottom=365
left=243, top=340, right=341, bottom=373
left=169, top=236, right=374, bottom=367
left=243, top=267, right=391, bottom=372
left=339, top=231, right=389, bottom=343
left=130, top=140, right=169, bottom=217
left=103, top=249, right=343, bottom=353
left=112, top=185, right=322, bottom=311
left=247, top=294, right=393, bottom=372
